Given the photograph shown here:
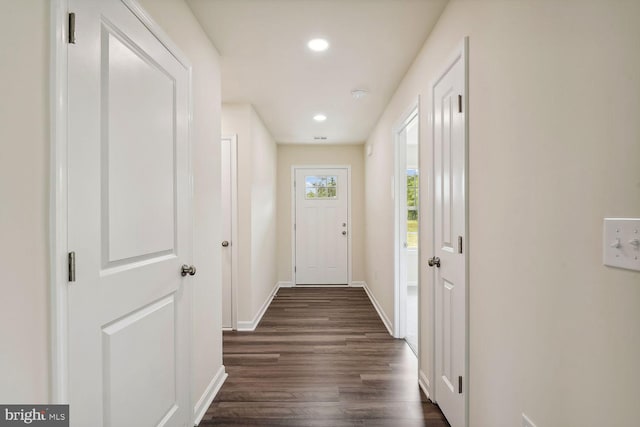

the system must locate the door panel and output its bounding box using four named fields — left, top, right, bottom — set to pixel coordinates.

left=102, top=296, right=177, bottom=427
left=68, top=1, right=191, bottom=426
left=433, top=45, right=467, bottom=427
left=221, top=137, right=237, bottom=329
left=104, top=26, right=176, bottom=263
left=295, top=168, right=348, bottom=284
